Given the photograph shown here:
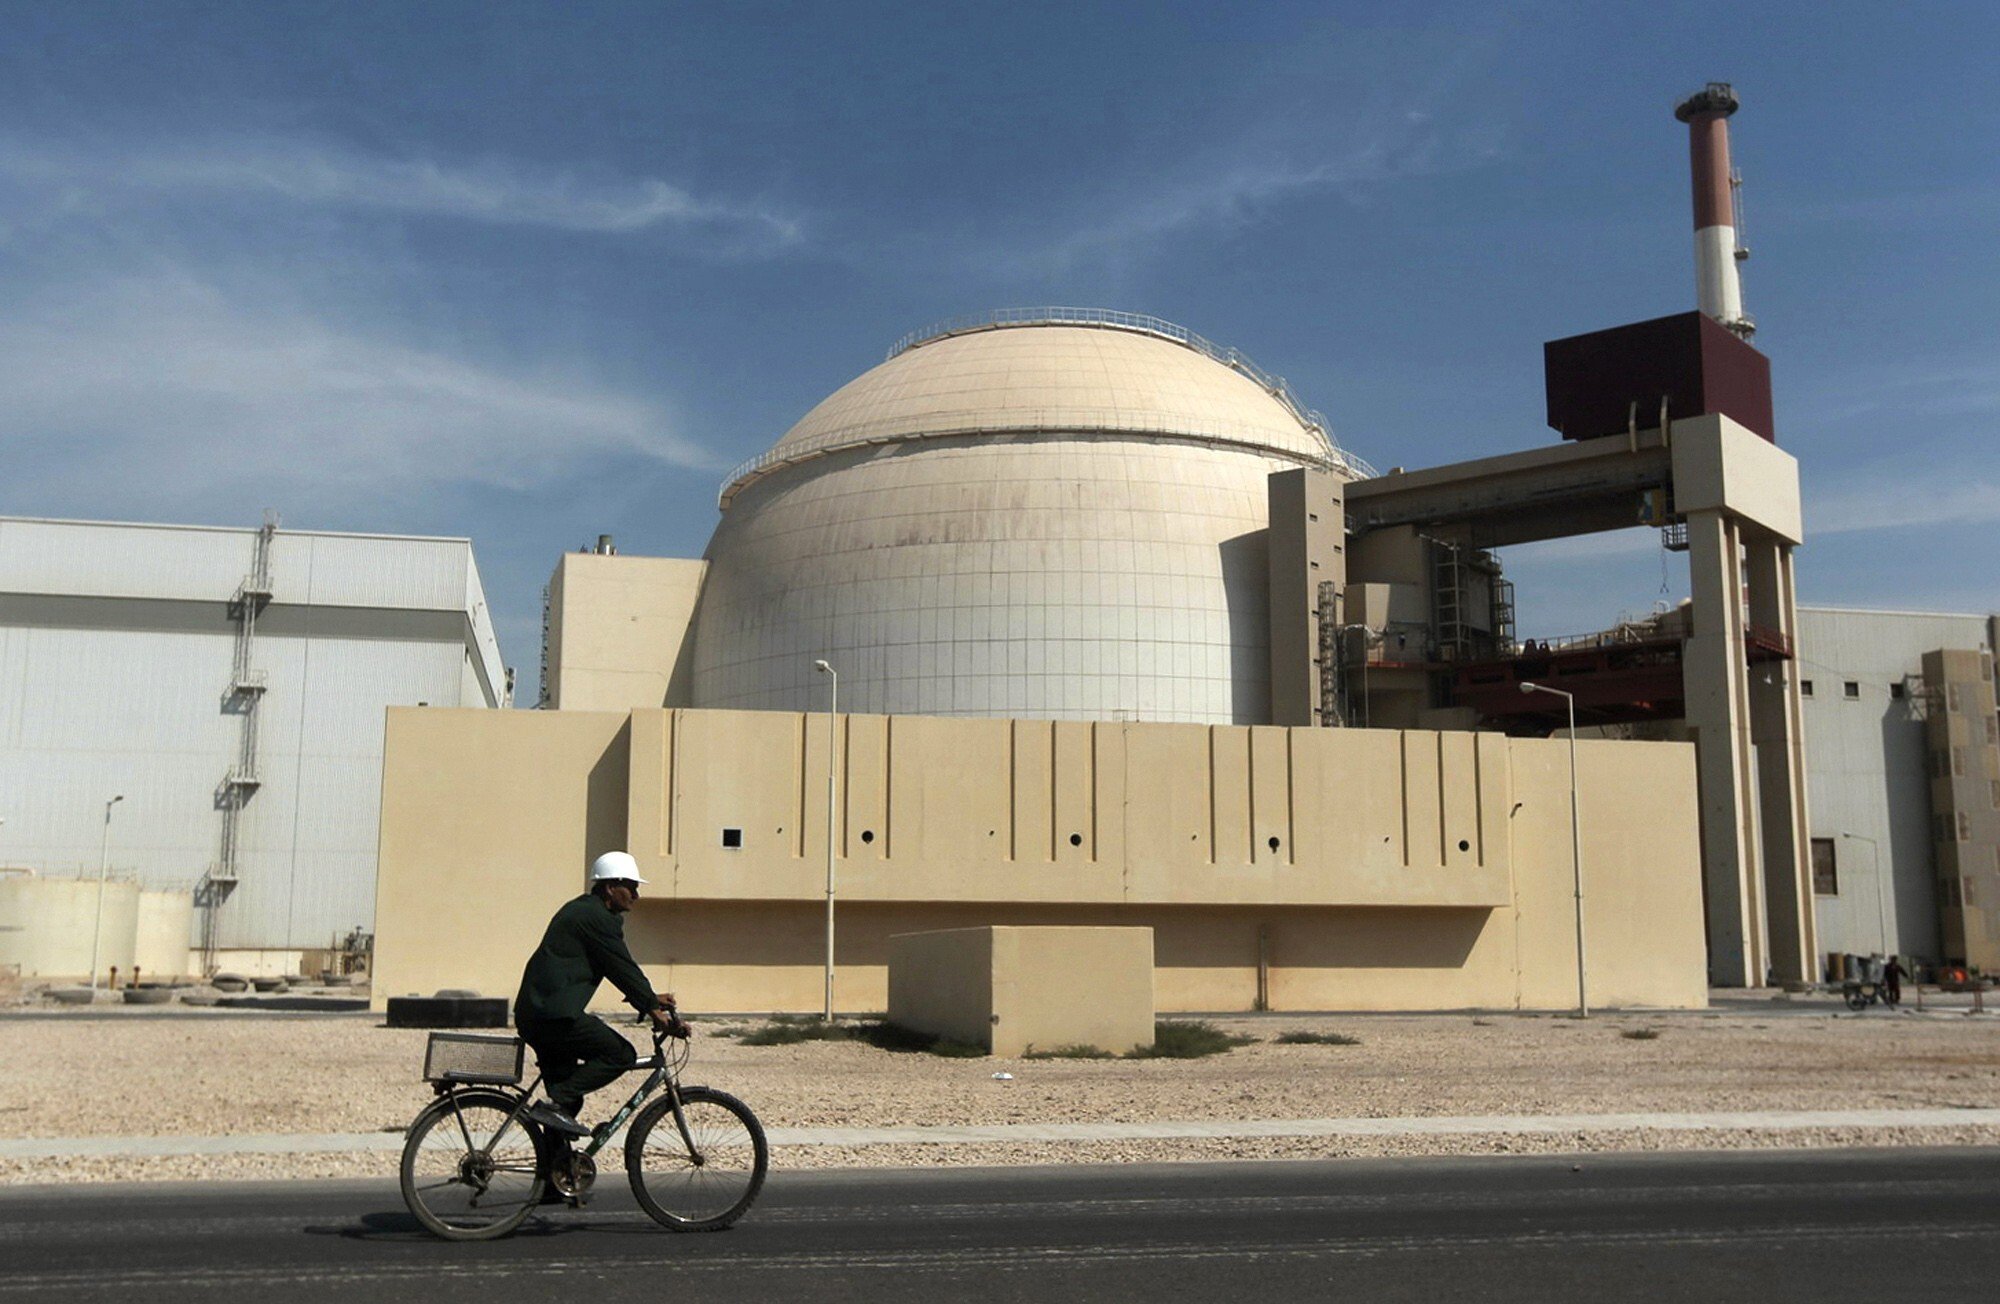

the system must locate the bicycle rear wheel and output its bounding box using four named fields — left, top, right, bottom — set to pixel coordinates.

left=625, top=1086, right=768, bottom=1231
left=400, top=1089, right=547, bottom=1241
